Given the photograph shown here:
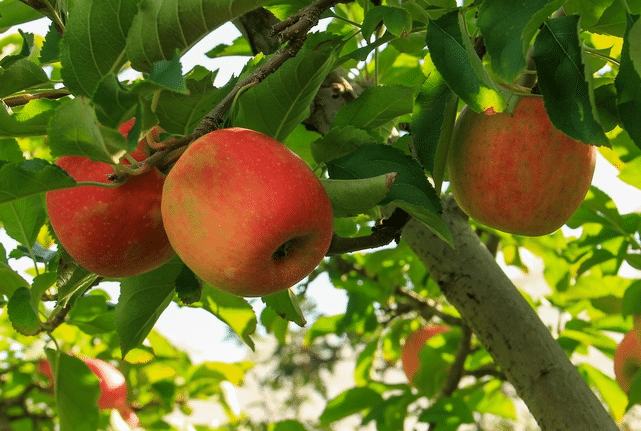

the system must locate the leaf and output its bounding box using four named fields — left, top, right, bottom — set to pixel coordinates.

left=418, top=397, right=475, bottom=429
left=411, top=61, right=457, bottom=193
left=326, top=145, right=453, bottom=245
left=175, top=264, right=202, bottom=305
left=0, top=99, right=58, bottom=138
left=0, top=58, right=49, bottom=98
left=425, top=11, right=505, bottom=114
left=362, top=6, right=412, bottom=40
left=197, top=284, right=257, bottom=350
left=127, top=0, right=274, bottom=72
left=0, top=193, right=46, bottom=246
left=532, top=15, right=609, bottom=146
left=269, top=420, right=310, bottom=431
left=0, top=0, right=44, bottom=33
left=60, top=0, right=138, bottom=97
left=319, top=386, right=384, bottom=426
left=45, top=350, right=101, bottom=431
left=262, top=288, right=307, bottom=327
left=321, top=173, right=396, bottom=217
left=47, top=97, right=127, bottom=162
left=477, top=0, right=565, bottom=82
left=0, top=261, right=29, bottom=299
left=615, top=14, right=641, bottom=149
left=630, top=17, right=641, bottom=77
left=39, top=22, right=62, bottom=64
left=233, top=46, right=337, bottom=142
left=578, top=363, right=627, bottom=422
left=0, top=159, right=76, bottom=204
left=0, top=138, right=26, bottom=163
left=55, top=250, right=100, bottom=308
left=155, top=66, right=231, bottom=135
left=115, top=258, right=183, bottom=356
left=332, top=84, right=416, bottom=132
left=7, top=286, right=41, bottom=335
left=310, top=126, right=377, bottom=164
